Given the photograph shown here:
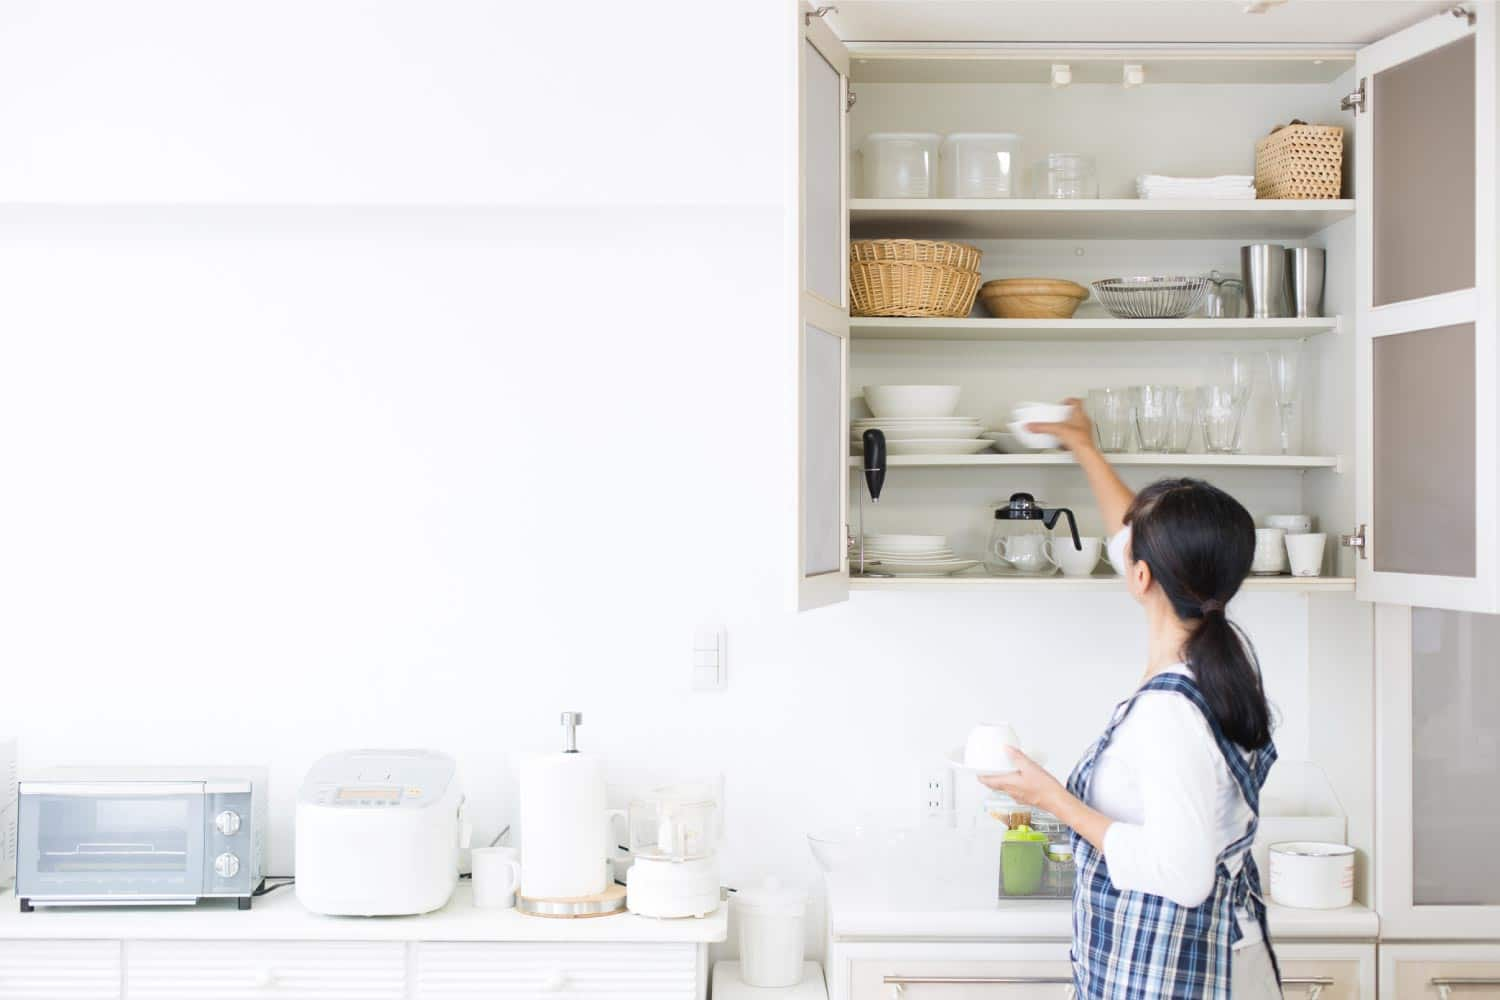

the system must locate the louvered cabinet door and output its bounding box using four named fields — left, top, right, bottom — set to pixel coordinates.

left=125, top=941, right=407, bottom=999
left=0, top=940, right=121, bottom=1000
left=415, top=942, right=700, bottom=999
